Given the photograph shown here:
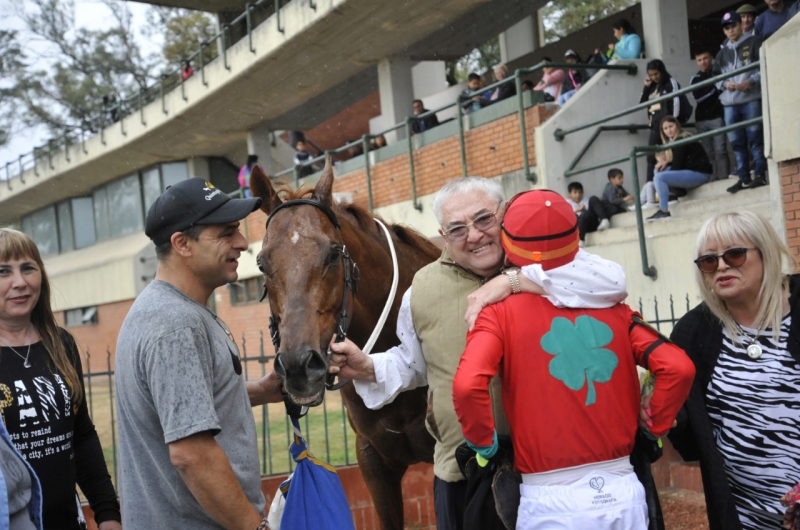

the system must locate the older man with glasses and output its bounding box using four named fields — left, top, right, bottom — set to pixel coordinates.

left=329, top=177, right=629, bottom=530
